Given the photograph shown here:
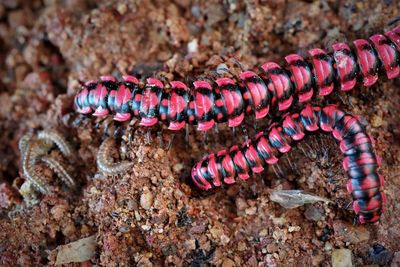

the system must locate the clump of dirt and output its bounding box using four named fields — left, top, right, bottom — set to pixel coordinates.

left=0, top=0, right=399, bottom=266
